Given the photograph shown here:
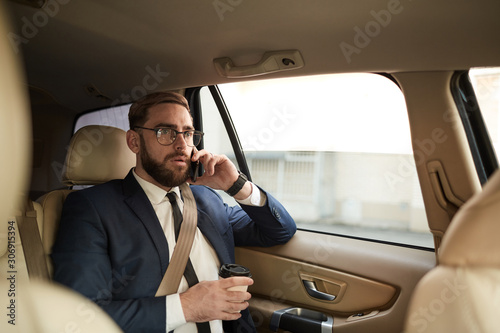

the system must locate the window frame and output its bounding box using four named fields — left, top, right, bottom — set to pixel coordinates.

left=187, top=85, right=253, bottom=181
left=451, top=70, right=499, bottom=185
